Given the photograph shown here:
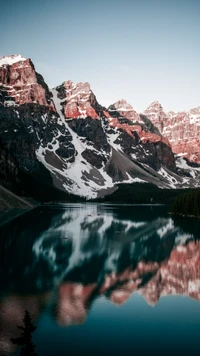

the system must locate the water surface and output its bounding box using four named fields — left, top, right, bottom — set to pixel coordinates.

left=0, top=204, right=200, bottom=355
